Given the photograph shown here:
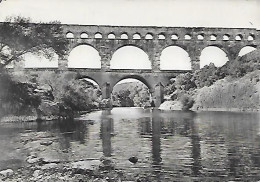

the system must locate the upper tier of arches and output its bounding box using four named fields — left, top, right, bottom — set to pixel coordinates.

left=64, top=43, right=257, bottom=70
left=66, top=31, right=257, bottom=41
